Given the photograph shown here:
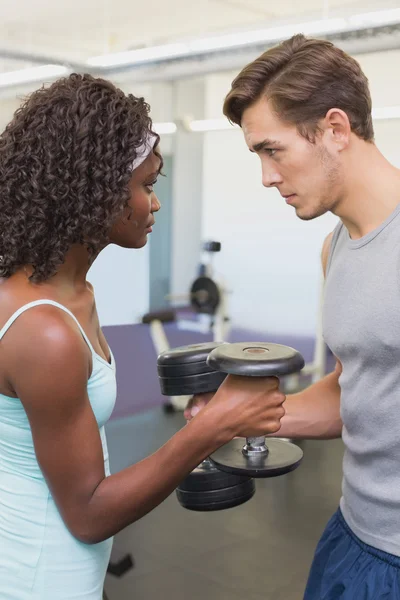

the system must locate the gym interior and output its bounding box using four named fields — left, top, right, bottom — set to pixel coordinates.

left=0, top=1, right=399, bottom=598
